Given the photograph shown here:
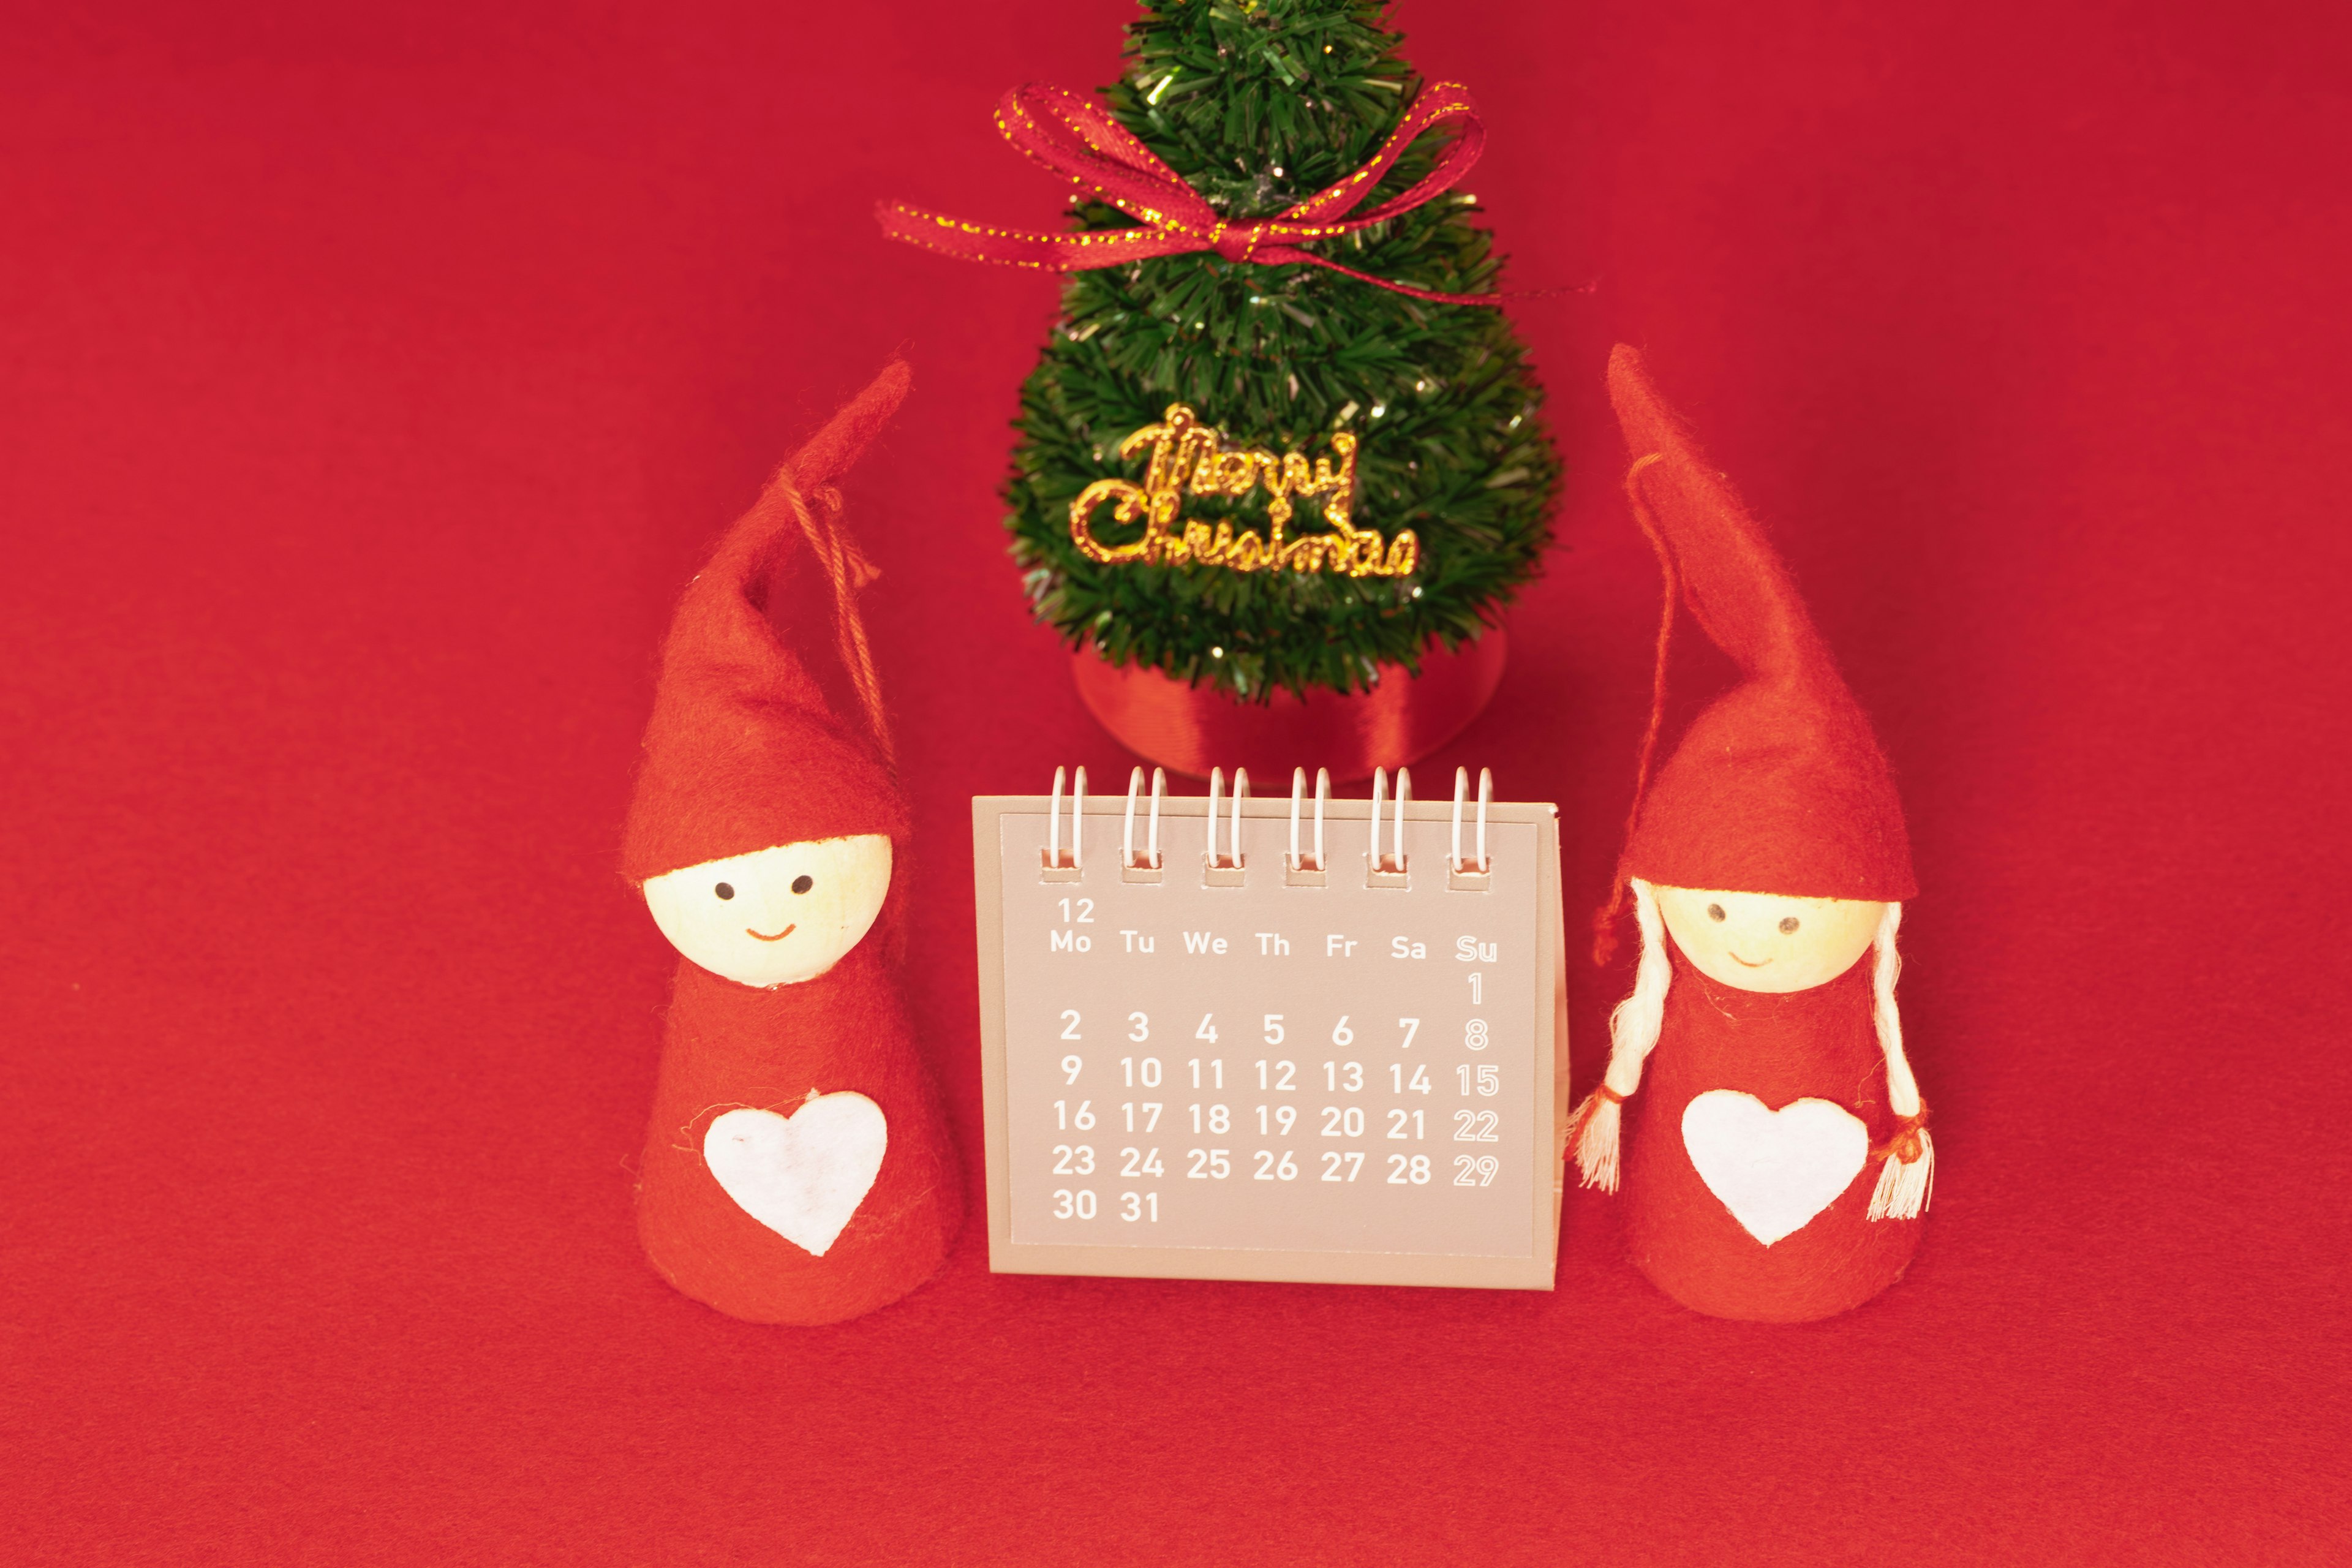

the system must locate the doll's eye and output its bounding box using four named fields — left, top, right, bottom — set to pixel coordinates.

left=791, top=875, right=814, bottom=894
left=1706, top=903, right=1725, bottom=922
left=1779, top=916, right=1801, bottom=933
left=714, top=883, right=734, bottom=900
